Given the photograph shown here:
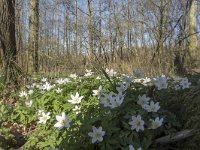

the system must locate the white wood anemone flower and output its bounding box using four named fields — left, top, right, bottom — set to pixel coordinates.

left=96, top=76, right=101, bottom=80
left=109, top=94, right=125, bottom=109
left=72, top=105, right=81, bottom=114
left=129, top=145, right=142, bottom=150
left=154, top=75, right=168, bottom=90
left=123, top=75, right=133, bottom=83
left=69, top=73, right=78, bottom=79
left=116, top=83, right=129, bottom=93
left=137, top=94, right=150, bottom=106
left=128, top=115, right=145, bottom=132
left=56, top=78, right=68, bottom=85
left=19, top=91, right=28, bottom=98
left=105, top=68, right=117, bottom=77
left=25, top=100, right=33, bottom=107
left=100, top=94, right=112, bottom=107
left=88, top=126, right=105, bottom=143
left=68, top=92, right=84, bottom=104
left=92, top=85, right=104, bottom=98
left=54, top=112, right=71, bottom=130
left=84, top=69, right=94, bottom=77
left=37, top=110, right=45, bottom=116
left=38, top=112, right=51, bottom=124
left=149, top=117, right=163, bottom=129
left=179, top=77, right=191, bottom=89
left=42, top=82, right=54, bottom=91
left=56, top=88, right=62, bottom=93
left=143, top=101, right=160, bottom=112
left=28, top=89, right=34, bottom=95
left=41, top=77, right=47, bottom=82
